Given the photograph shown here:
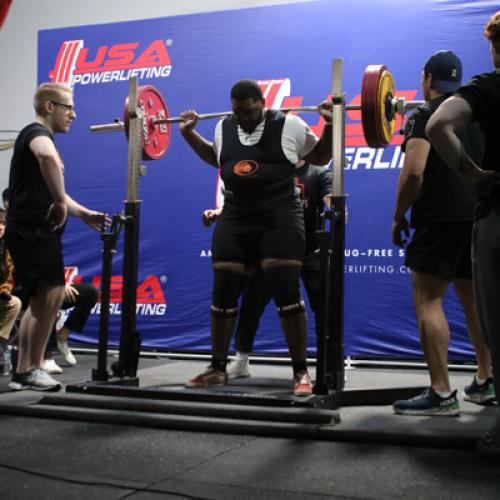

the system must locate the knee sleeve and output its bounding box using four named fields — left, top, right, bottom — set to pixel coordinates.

left=263, top=265, right=305, bottom=317
left=211, top=268, right=245, bottom=318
